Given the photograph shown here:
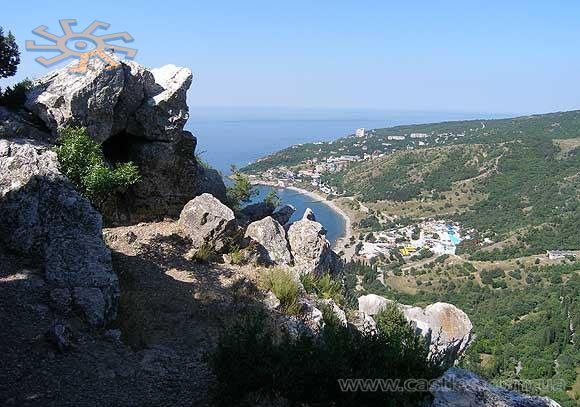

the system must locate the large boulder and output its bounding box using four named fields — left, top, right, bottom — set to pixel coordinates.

left=287, top=210, right=342, bottom=275
left=0, top=138, right=118, bottom=326
left=357, top=294, right=472, bottom=364
left=403, top=302, right=473, bottom=360
left=0, top=107, right=52, bottom=142
left=178, top=193, right=238, bottom=255
left=244, top=216, right=292, bottom=265
left=358, top=293, right=391, bottom=316
left=430, top=368, right=561, bottom=407
left=238, top=201, right=275, bottom=226
left=24, top=58, right=190, bottom=143
left=24, top=55, right=226, bottom=223
left=271, top=204, right=296, bottom=226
